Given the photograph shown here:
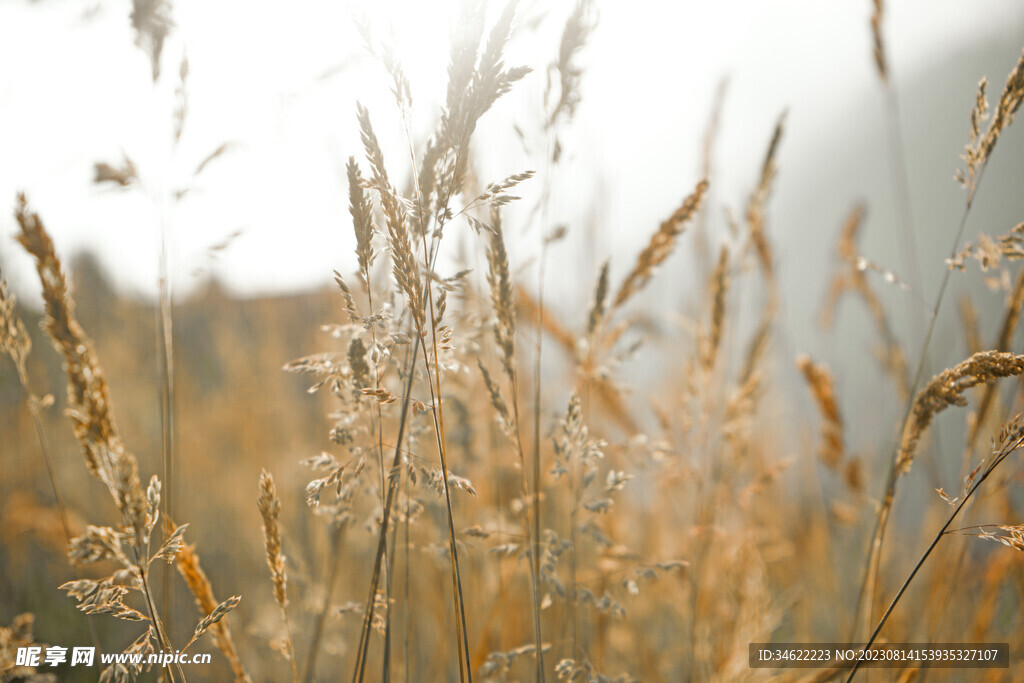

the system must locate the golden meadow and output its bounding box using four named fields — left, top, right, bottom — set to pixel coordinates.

left=3, top=1, right=1024, bottom=681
